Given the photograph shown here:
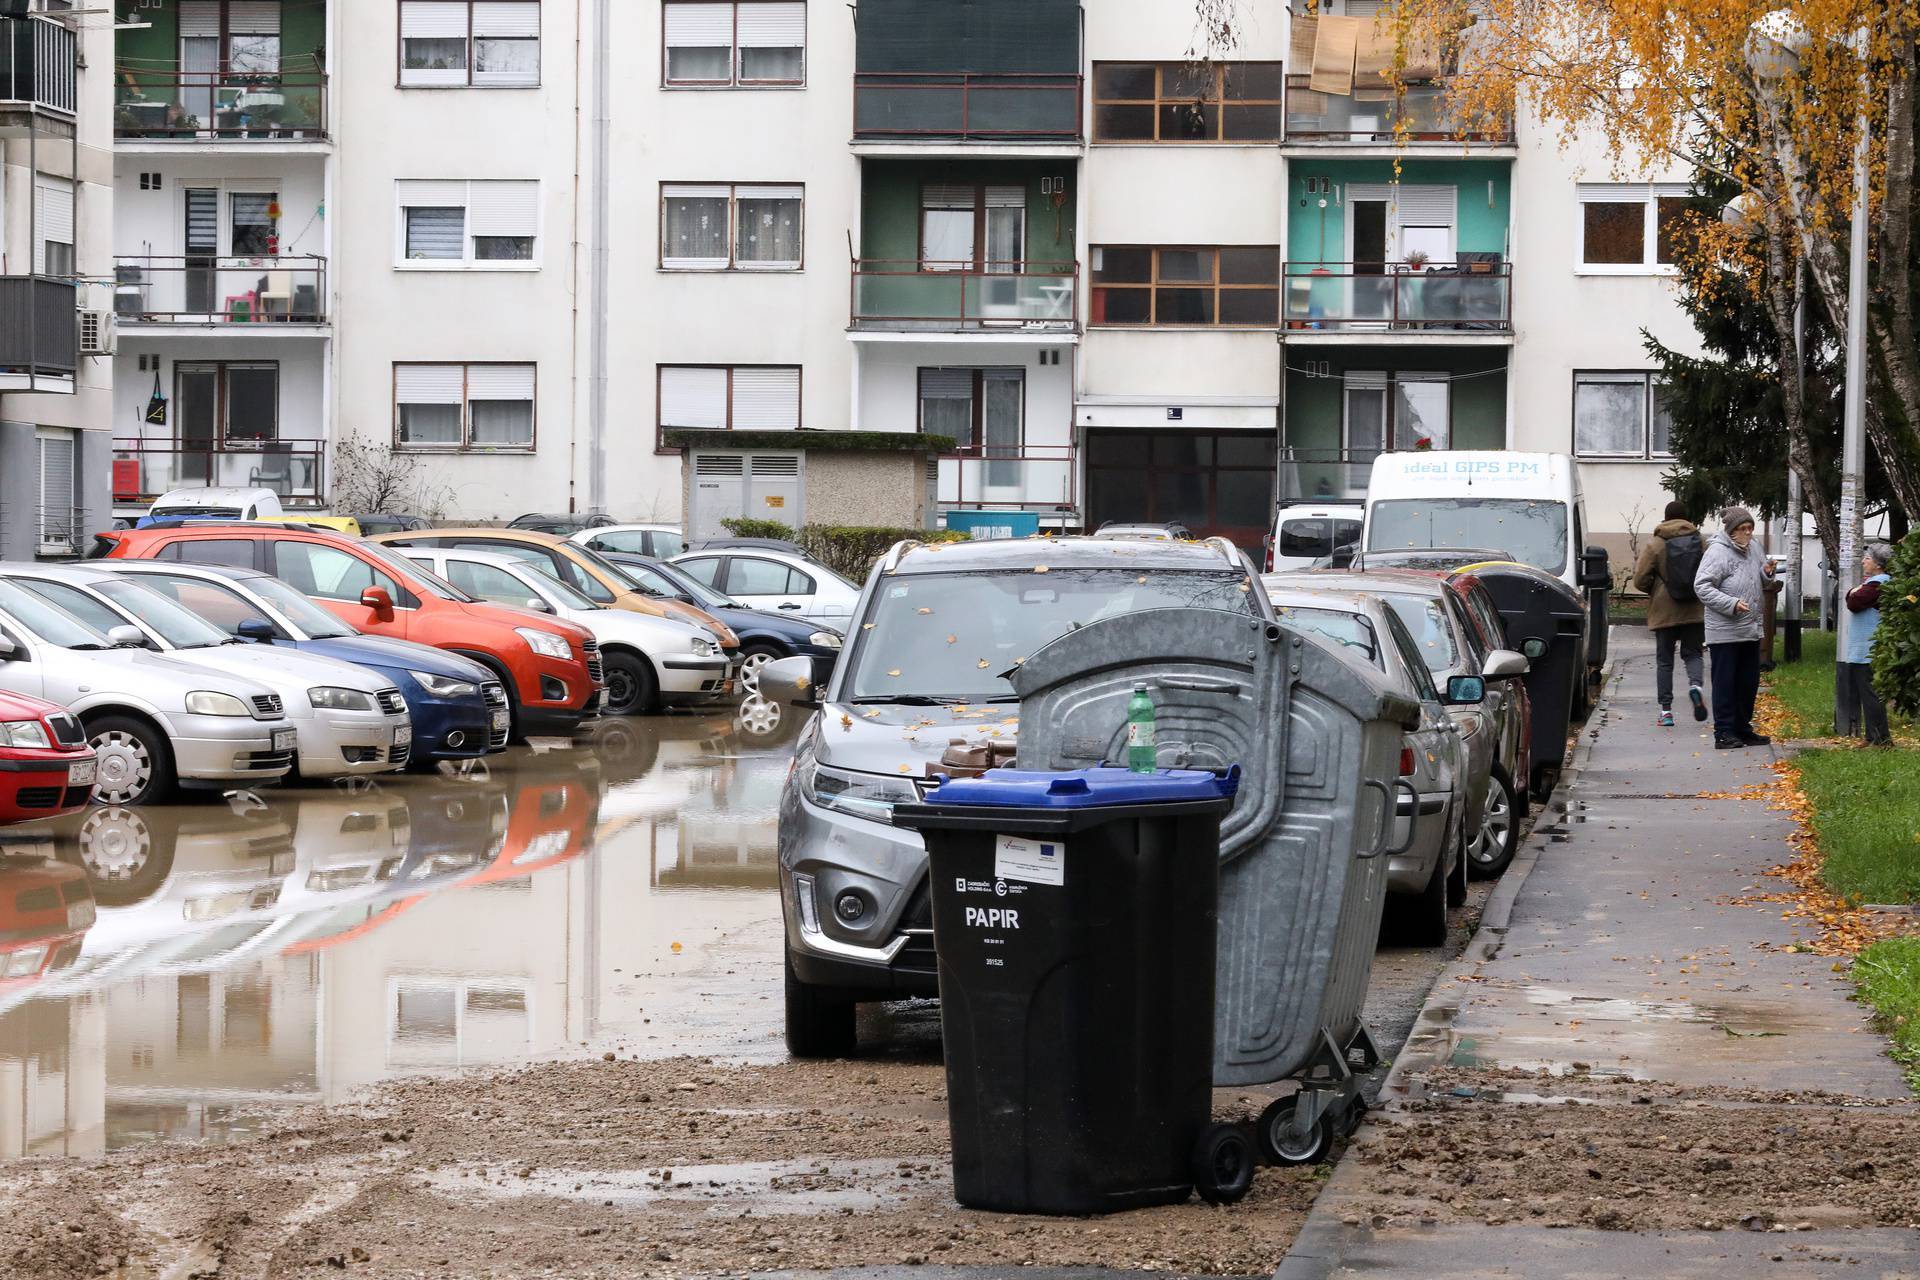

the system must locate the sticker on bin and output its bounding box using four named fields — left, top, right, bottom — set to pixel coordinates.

left=993, top=834, right=1064, bottom=887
